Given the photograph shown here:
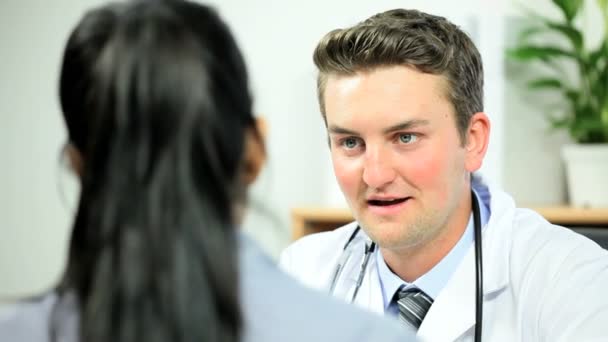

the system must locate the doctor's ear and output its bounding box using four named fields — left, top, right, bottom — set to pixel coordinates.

left=242, top=117, right=267, bottom=185
left=464, top=112, right=490, bottom=173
